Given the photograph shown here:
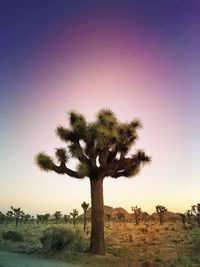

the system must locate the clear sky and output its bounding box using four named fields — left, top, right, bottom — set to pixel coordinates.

left=0, top=0, right=200, bottom=216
